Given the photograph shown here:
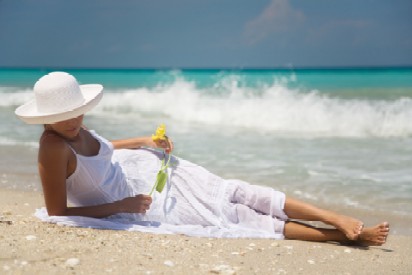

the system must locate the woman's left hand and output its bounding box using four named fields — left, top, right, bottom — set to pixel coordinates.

left=147, top=136, right=174, bottom=154
left=156, top=136, right=174, bottom=154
